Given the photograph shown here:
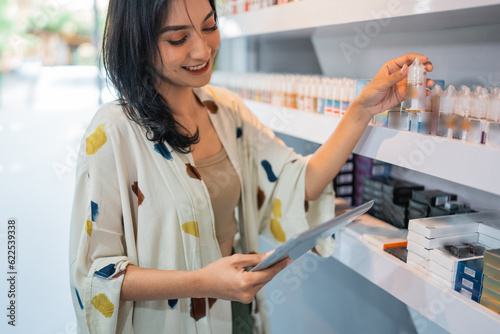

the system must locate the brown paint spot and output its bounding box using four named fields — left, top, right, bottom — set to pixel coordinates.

left=257, top=186, right=265, bottom=210
left=190, top=298, right=217, bottom=321
left=203, top=101, right=219, bottom=114
left=304, top=200, right=309, bottom=212
left=190, top=298, right=206, bottom=321
left=186, top=163, right=202, bottom=180
left=131, top=182, right=145, bottom=206
left=291, top=159, right=298, bottom=164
